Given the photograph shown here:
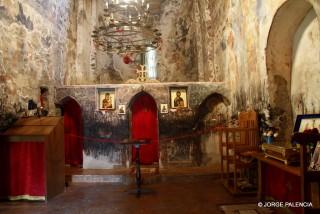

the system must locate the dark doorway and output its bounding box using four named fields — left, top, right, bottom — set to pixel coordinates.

left=131, top=93, right=159, bottom=165
left=60, top=97, right=83, bottom=166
